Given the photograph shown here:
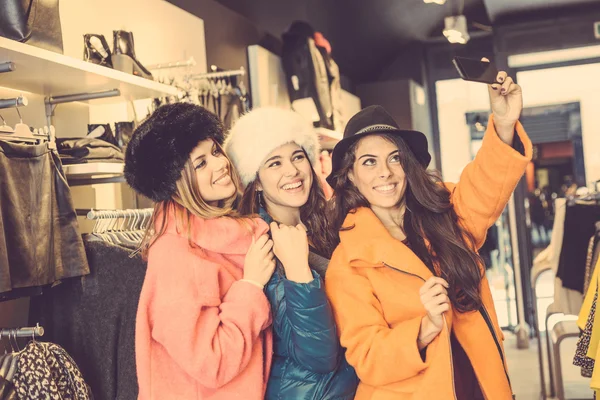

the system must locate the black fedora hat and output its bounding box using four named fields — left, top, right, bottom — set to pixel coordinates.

left=326, top=105, right=431, bottom=186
